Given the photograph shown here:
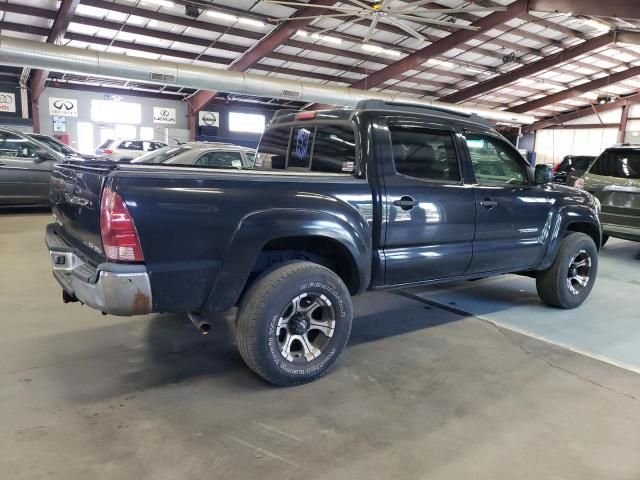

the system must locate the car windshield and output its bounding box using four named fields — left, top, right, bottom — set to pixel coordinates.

left=590, top=149, right=640, bottom=179
left=30, top=135, right=75, bottom=156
